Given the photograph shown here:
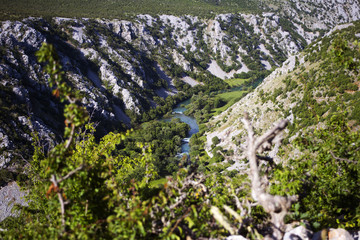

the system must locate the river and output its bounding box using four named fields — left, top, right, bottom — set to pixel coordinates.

left=161, top=78, right=263, bottom=156
left=162, top=99, right=199, bottom=156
